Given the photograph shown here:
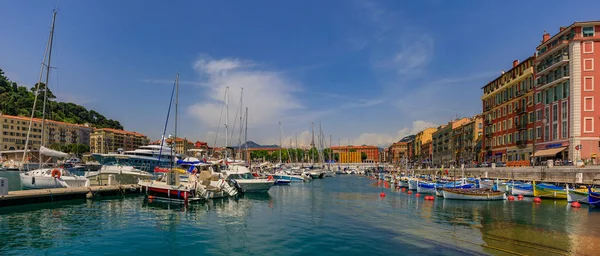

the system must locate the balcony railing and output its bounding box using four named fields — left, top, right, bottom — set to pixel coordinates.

left=516, top=140, right=528, bottom=148
left=516, top=123, right=527, bottom=130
